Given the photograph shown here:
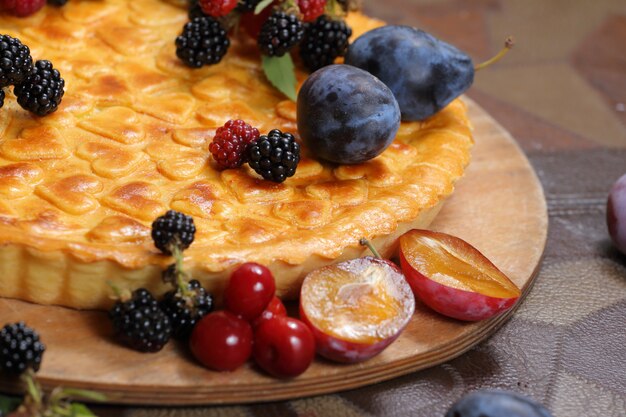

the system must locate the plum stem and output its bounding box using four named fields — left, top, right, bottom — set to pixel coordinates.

left=359, top=238, right=382, bottom=259
left=474, top=36, right=515, bottom=71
